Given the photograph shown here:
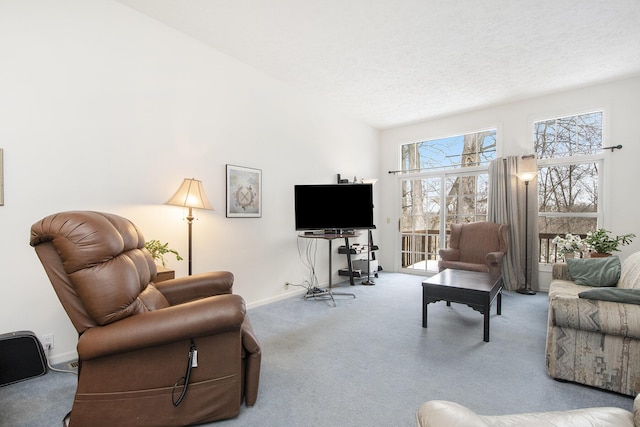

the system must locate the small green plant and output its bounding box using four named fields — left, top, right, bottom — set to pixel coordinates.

left=583, top=229, right=635, bottom=254
left=144, top=240, right=183, bottom=267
